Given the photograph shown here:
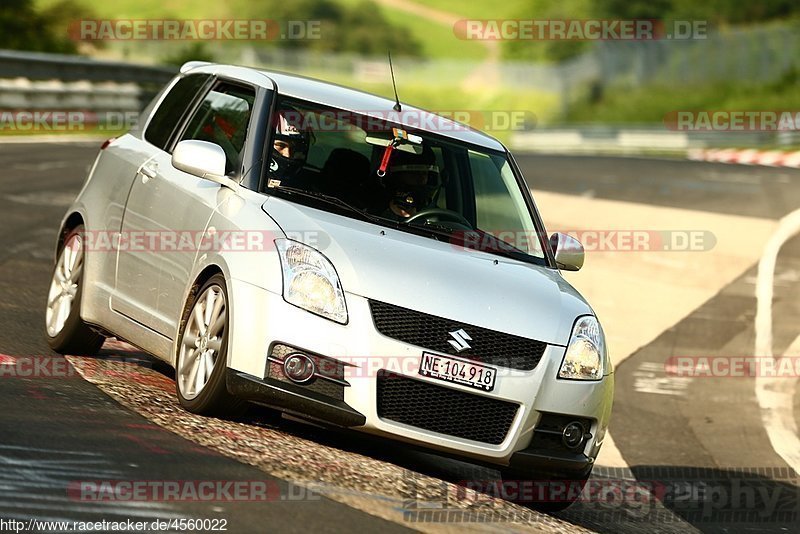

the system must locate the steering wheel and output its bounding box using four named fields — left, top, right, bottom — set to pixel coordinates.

left=403, top=208, right=472, bottom=228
